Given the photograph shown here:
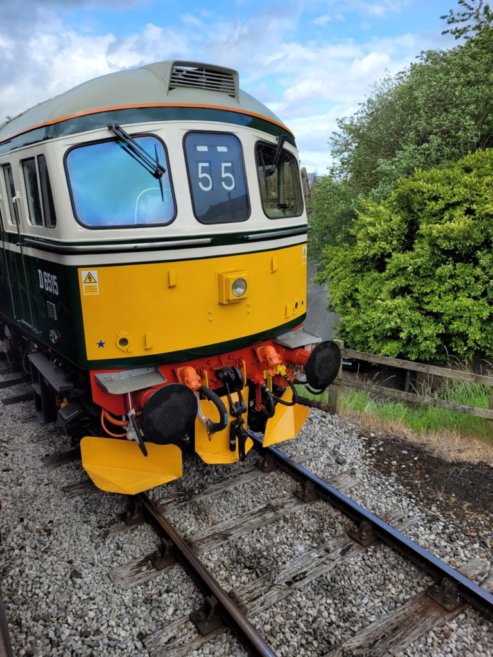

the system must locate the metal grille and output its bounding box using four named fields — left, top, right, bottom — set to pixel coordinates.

left=169, top=63, right=238, bottom=98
